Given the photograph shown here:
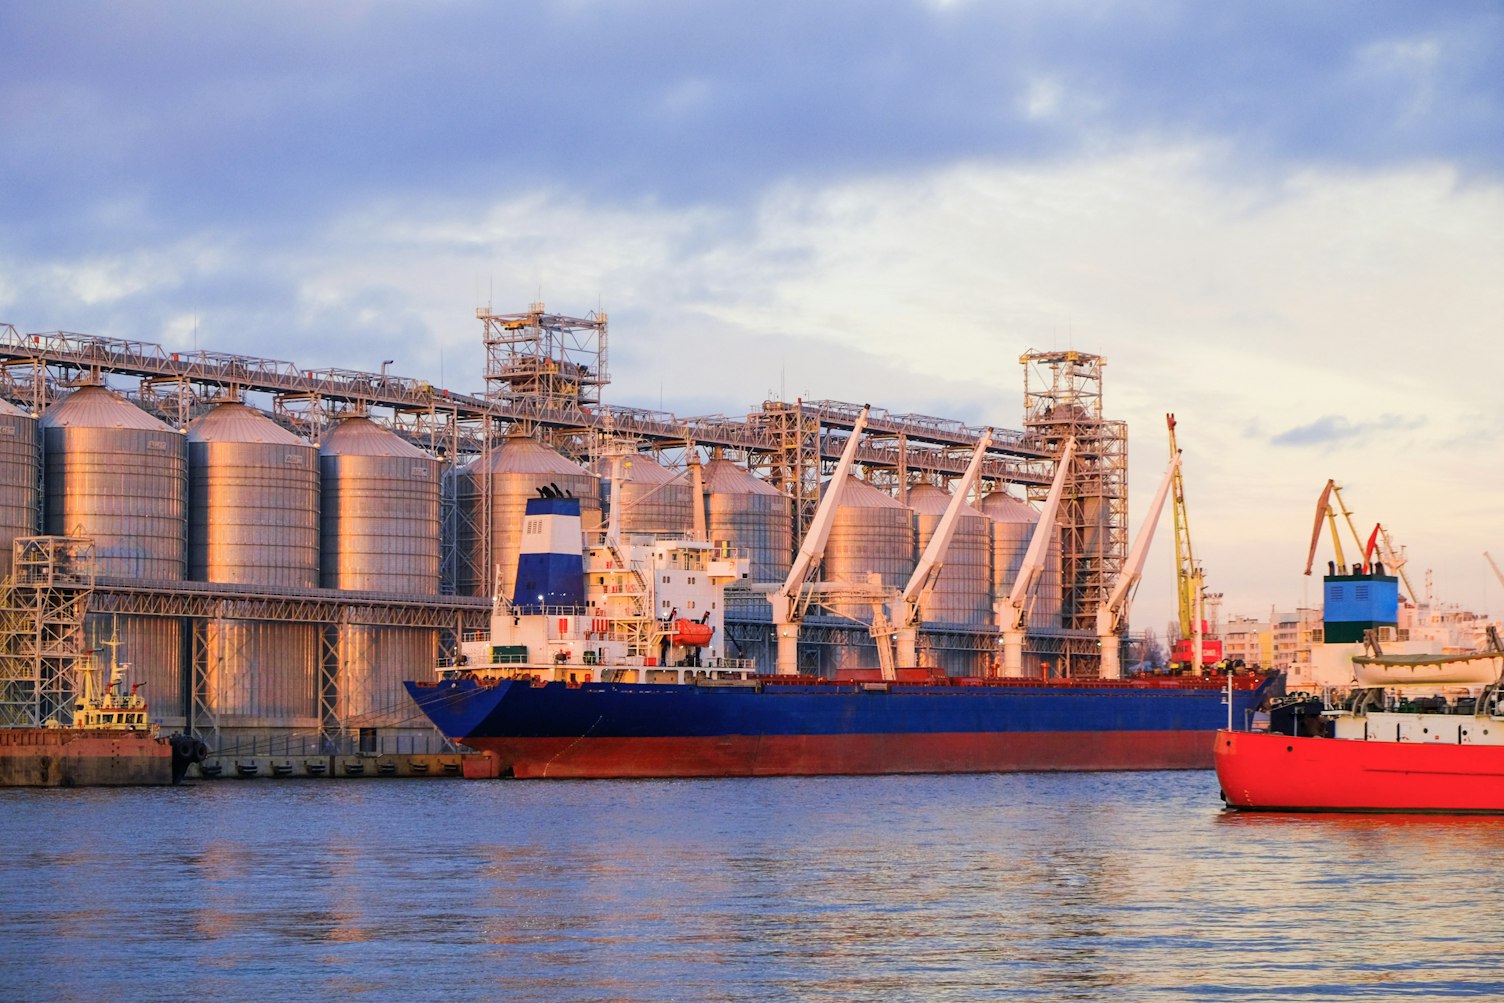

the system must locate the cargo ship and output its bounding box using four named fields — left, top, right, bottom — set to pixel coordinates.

left=1216, top=557, right=1504, bottom=813
left=0, top=640, right=206, bottom=787
left=406, top=494, right=1274, bottom=779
